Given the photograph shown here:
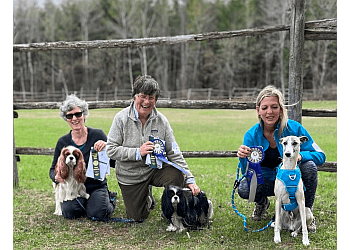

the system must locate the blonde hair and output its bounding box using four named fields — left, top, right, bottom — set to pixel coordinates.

left=256, top=85, right=288, bottom=136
